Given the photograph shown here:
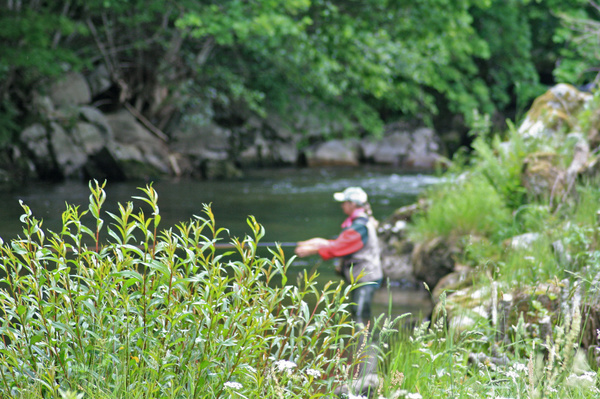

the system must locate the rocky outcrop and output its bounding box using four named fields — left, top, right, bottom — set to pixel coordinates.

left=13, top=69, right=448, bottom=185
left=302, top=125, right=444, bottom=170
left=362, top=125, right=443, bottom=169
